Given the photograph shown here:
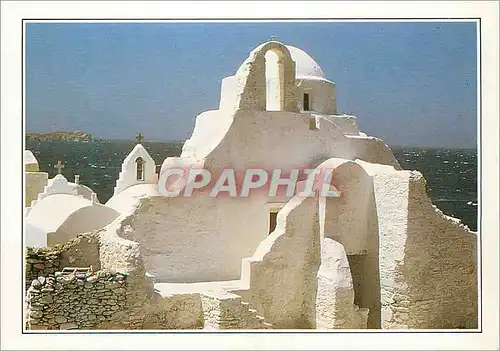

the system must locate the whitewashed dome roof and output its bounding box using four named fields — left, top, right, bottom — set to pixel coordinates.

left=286, top=45, right=326, bottom=79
